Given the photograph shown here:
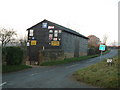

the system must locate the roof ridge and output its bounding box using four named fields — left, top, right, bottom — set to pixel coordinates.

left=45, top=20, right=88, bottom=39
left=27, top=19, right=88, bottom=39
